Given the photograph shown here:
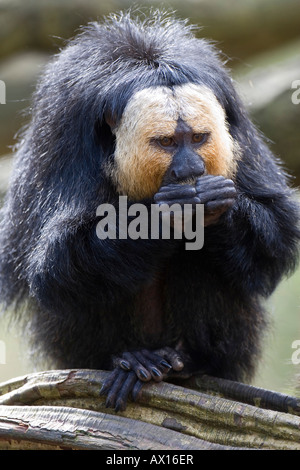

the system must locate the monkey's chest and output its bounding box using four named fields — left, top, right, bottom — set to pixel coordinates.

left=133, top=275, right=166, bottom=346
